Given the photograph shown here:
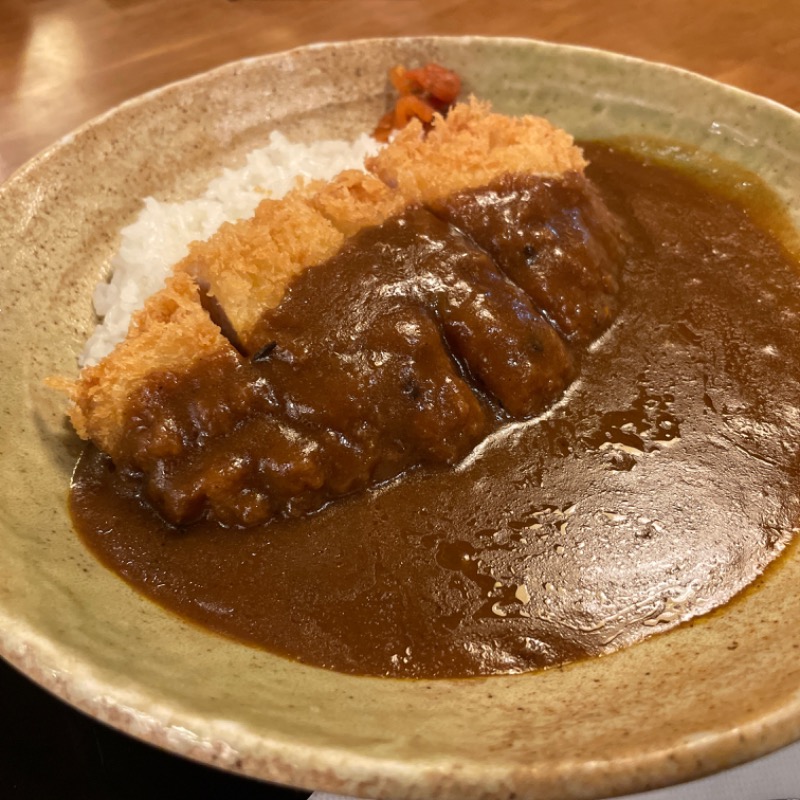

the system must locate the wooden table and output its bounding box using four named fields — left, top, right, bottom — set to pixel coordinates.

left=1, top=1, right=799, bottom=797
left=2, top=0, right=799, bottom=183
